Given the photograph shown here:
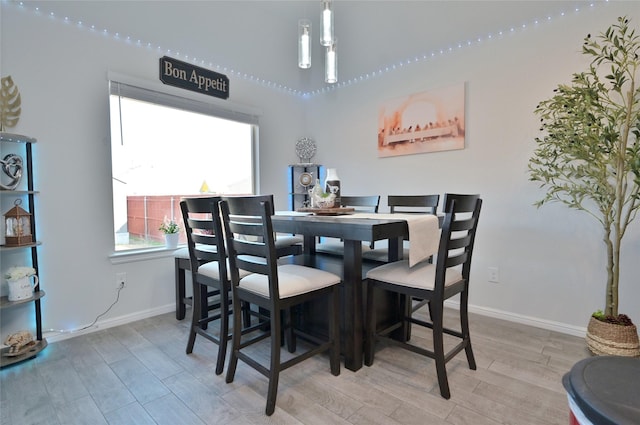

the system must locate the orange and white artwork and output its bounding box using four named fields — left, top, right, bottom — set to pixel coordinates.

left=377, top=83, right=465, bottom=157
